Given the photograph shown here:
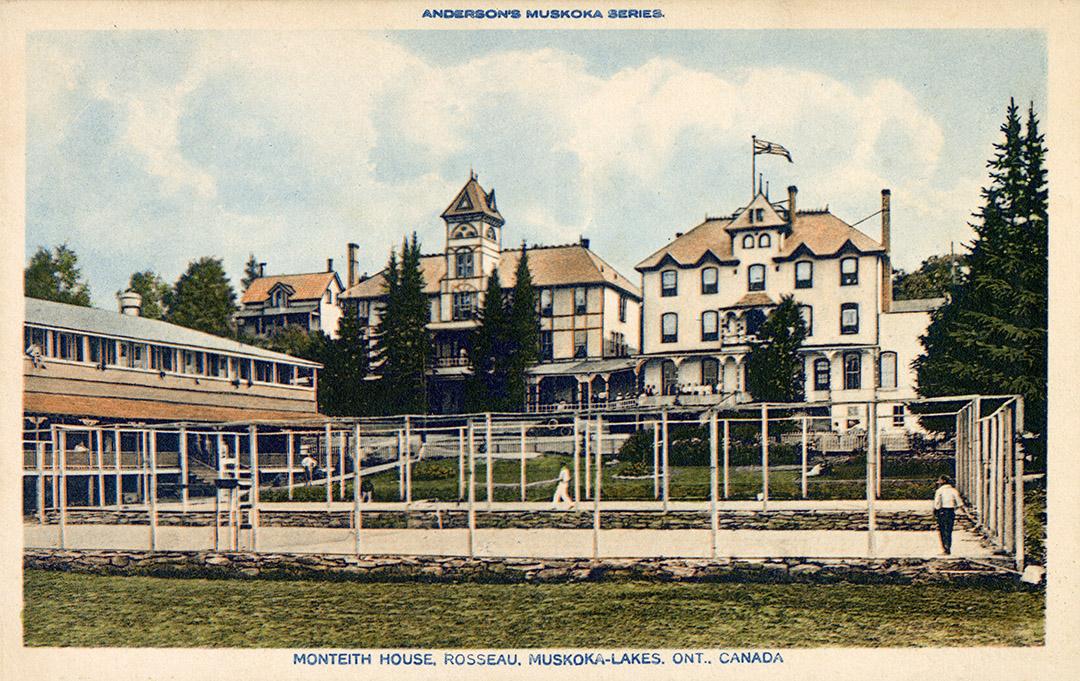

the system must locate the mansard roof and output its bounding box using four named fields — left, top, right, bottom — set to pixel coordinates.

left=636, top=207, right=884, bottom=271
left=441, top=176, right=504, bottom=224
